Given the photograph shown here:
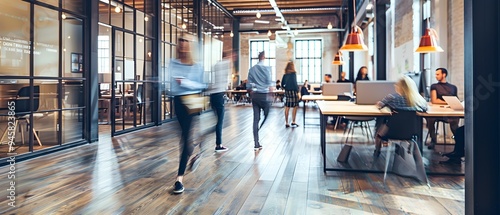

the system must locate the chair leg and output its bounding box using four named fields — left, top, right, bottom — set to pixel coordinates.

left=25, top=118, right=42, bottom=146
left=384, top=141, right=394, bottom=184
